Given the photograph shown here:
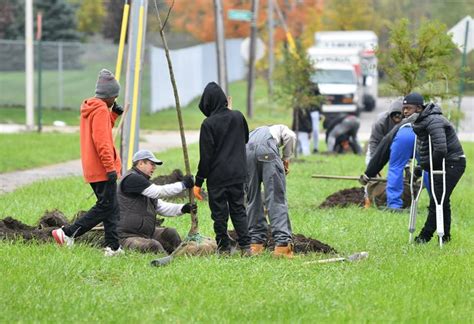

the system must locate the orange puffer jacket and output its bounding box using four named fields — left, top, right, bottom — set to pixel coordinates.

left=80, top=97, right=121, bottom=183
